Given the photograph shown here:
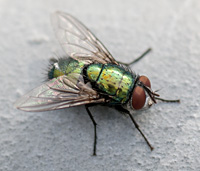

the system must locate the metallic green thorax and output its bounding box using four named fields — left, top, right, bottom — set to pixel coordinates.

left=87, top=64, right=135, bottom=104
